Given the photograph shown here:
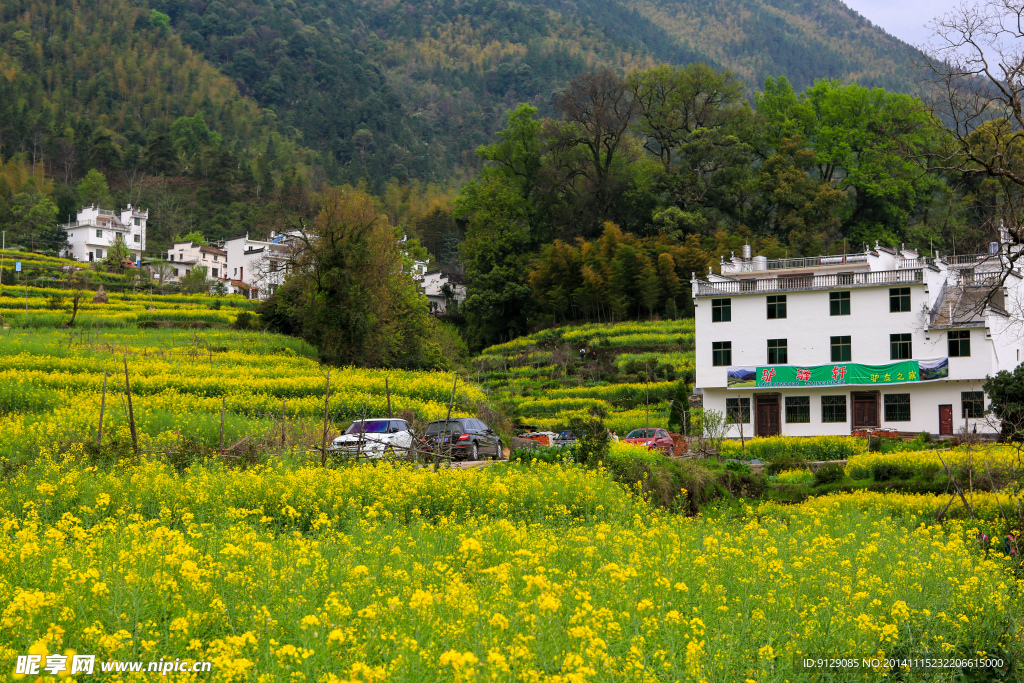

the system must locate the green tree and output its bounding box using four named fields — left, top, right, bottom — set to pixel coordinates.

left=456, top=177, right=537, bottom=348
left=102, top=234, right=133, bottom=272
left=983, top=367, right=1024, bottom=441
left=180, top=265, right=210, bottom=293
left=76, top=170, right=112, bottom=208
left=174, top=231, right=208, bottom=246
left=630, top=64, right=755, bottom=214
left=259, top=188, right=436, bottom=368
left=10, top=192, right=64, bottom=253
left=668, top=381, right=691, bottom=434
